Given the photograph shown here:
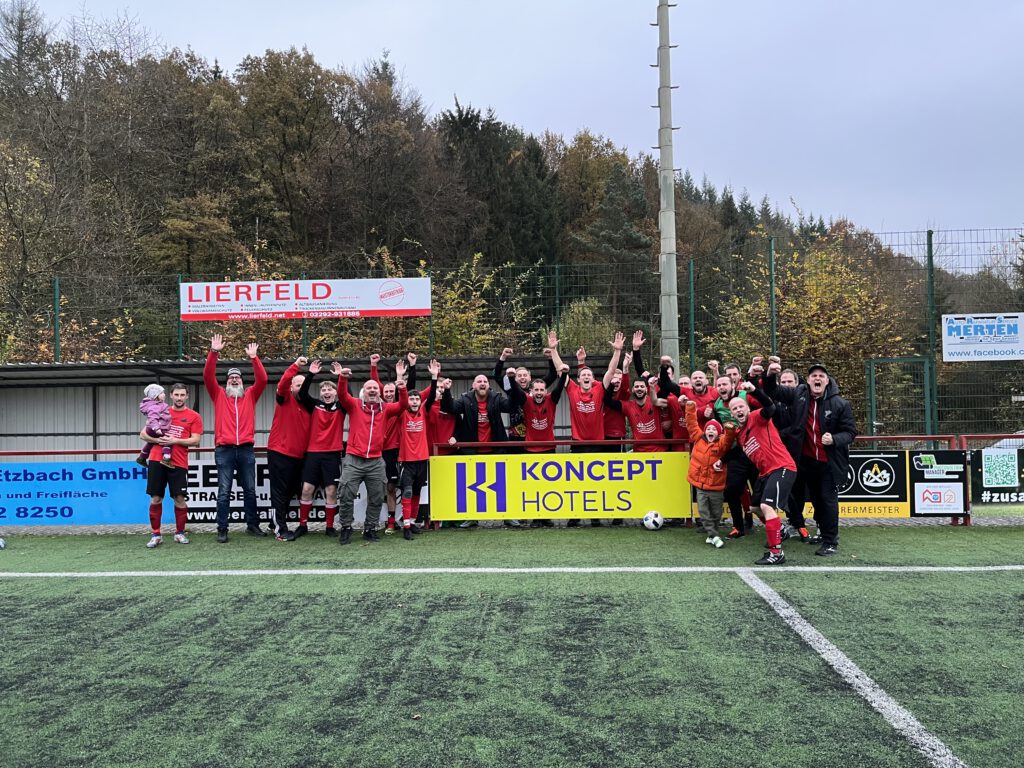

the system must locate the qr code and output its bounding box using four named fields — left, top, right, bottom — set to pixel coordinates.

left=982, top=450, right=1019, bottom=488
